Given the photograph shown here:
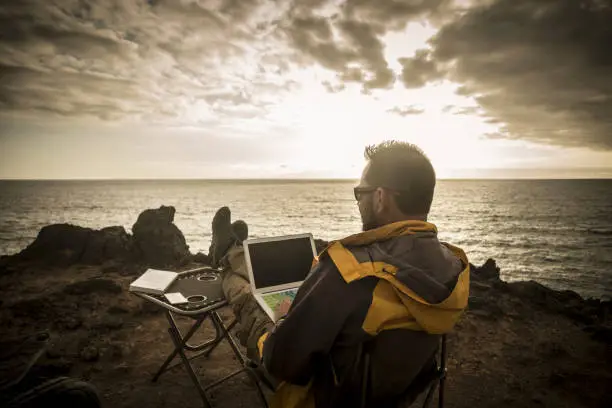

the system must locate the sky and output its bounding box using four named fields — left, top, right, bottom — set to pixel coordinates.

left=0, top=0, right=611, bottom=179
